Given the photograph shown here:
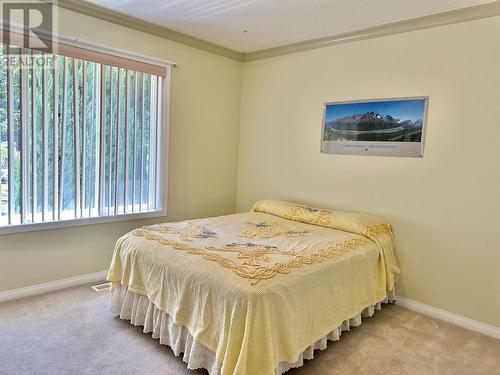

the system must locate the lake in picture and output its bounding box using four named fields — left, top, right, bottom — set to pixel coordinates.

left=323, top=98, right=427, bottom=142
